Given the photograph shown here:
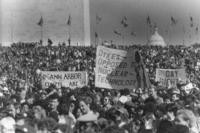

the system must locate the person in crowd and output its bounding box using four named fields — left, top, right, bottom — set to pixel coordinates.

left=103, top=96, right=112, bottom=111
left=1, top=42, right=200, bottom=132
left=48, top=94, right=60, bottom=122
